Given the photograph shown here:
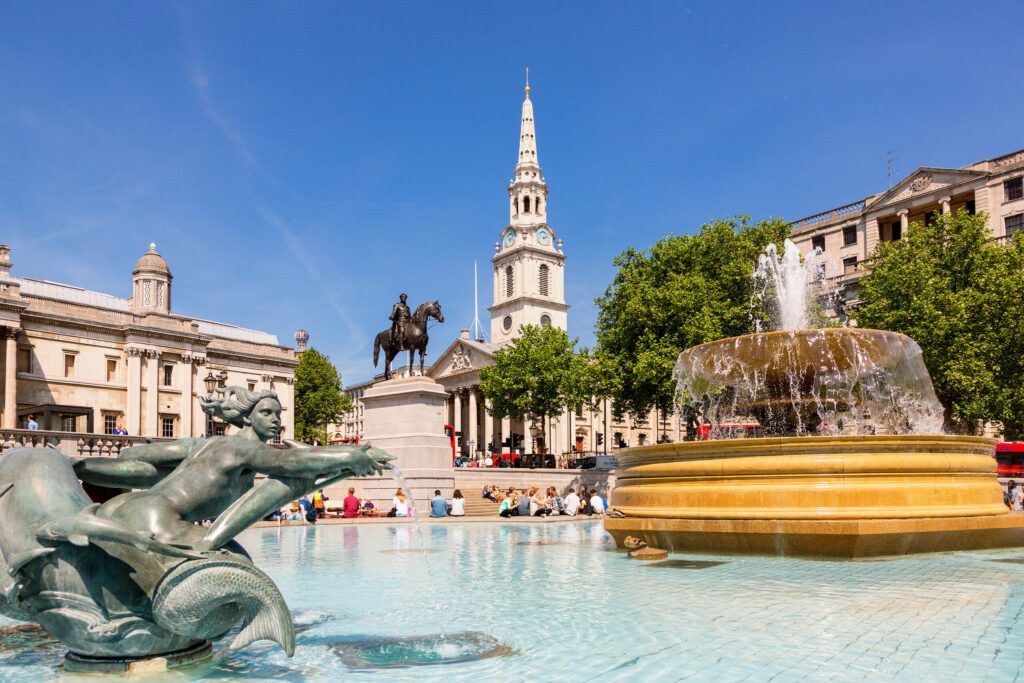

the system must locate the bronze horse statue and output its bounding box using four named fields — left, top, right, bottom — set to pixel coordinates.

left=373, top=300, right=444, bottom=379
